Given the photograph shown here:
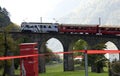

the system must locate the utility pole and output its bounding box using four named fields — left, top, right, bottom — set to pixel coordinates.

left=40, top=17, right=42, bottom=23
left=84, top=46, right=88, bottom=76
left=99, top=17, right=101, bottom=25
